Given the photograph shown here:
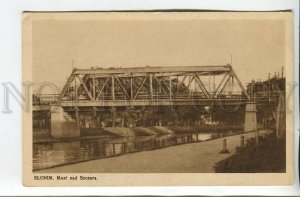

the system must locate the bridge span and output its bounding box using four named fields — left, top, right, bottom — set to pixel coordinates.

left=33, top=64, right=259, bottom=138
